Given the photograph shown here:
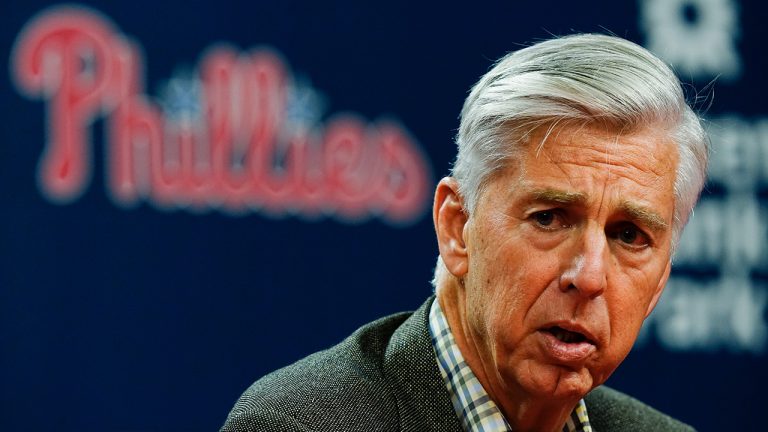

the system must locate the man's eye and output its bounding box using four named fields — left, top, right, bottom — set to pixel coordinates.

left=611, top=224, right=650, bottom=248
left=619, top=227, right=638, bottom=244
left=534, top=211, right=555, bottom=226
